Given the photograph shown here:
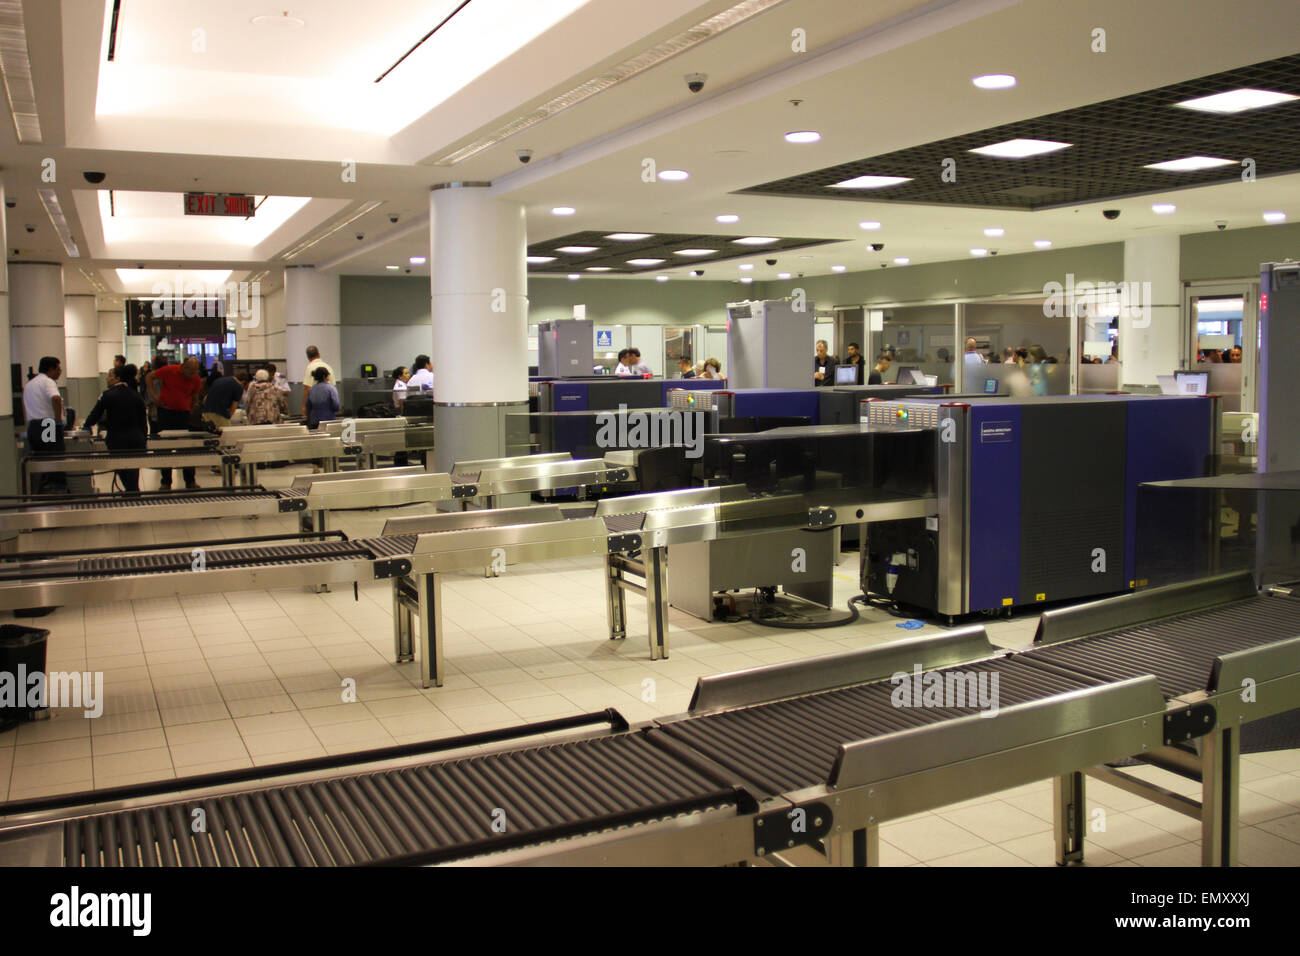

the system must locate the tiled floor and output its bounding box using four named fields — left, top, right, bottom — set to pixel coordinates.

left=2, top=462, right=1298, bottom=866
